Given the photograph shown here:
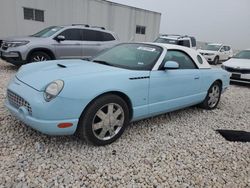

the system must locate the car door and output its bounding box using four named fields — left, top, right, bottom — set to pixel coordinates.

left=53, top=29, right=82, bottom=59
left=219, top=46, right=228, bottom=60
left=149, top=50, right=202, bottom=115
left=225, top=46, right=232, bottom=59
